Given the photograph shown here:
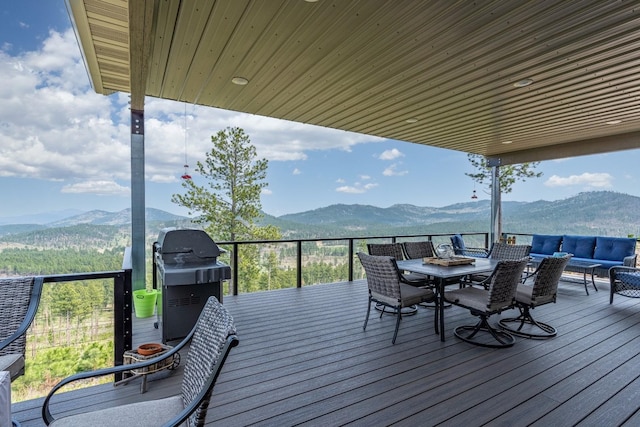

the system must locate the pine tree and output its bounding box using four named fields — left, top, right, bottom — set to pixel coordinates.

left=172, top=126, right=281, bottom=290
left=466, top=154, right=543, bottom=239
